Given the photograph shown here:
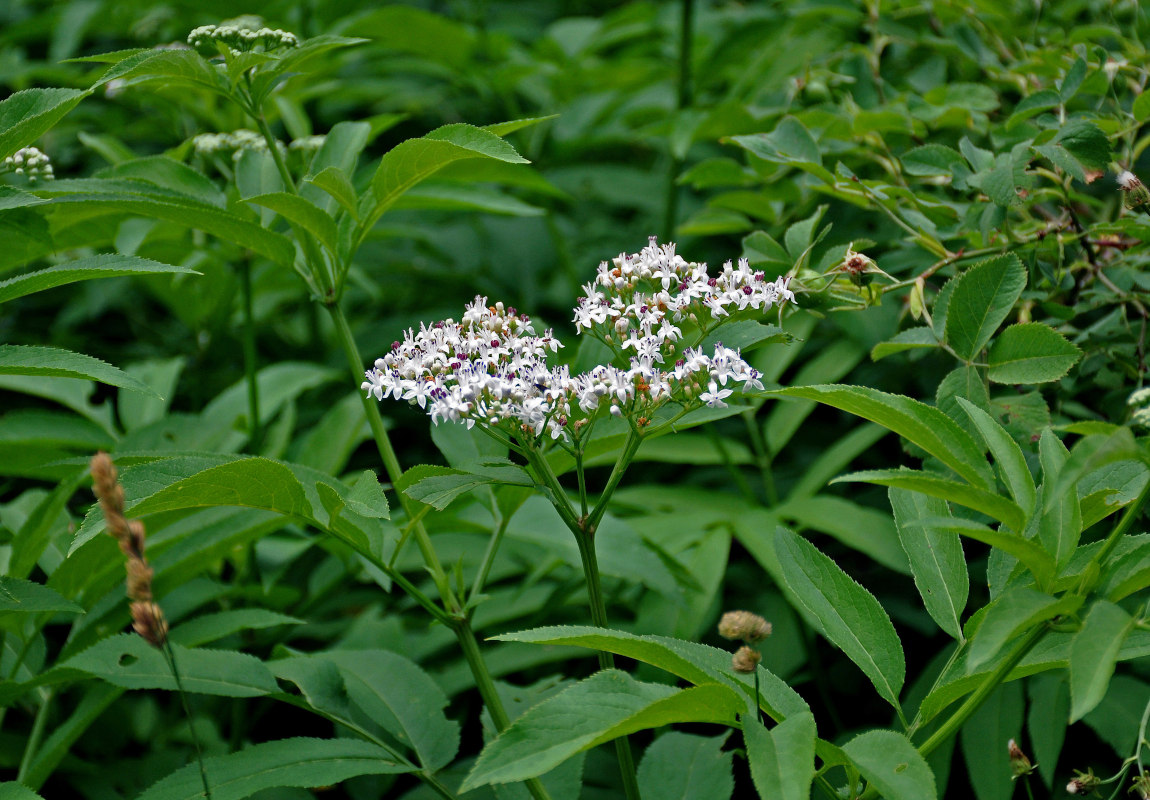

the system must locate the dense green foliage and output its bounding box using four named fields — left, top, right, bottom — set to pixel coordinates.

left=2, top=1, right=1149, bottom=798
